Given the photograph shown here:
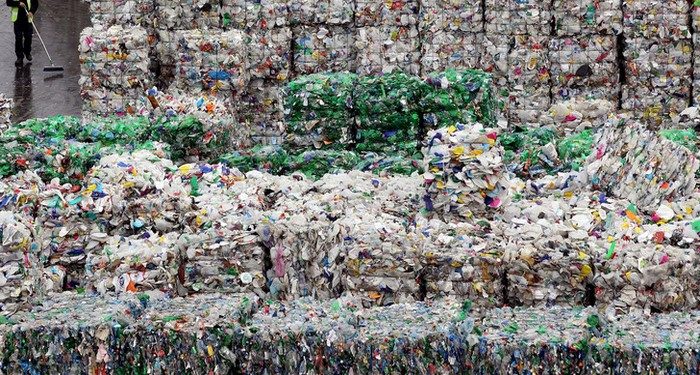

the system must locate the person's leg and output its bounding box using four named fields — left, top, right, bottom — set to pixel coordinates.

left=13, top=22, right=24, bottom=64
left=23, top=23, right=32, bottom=61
